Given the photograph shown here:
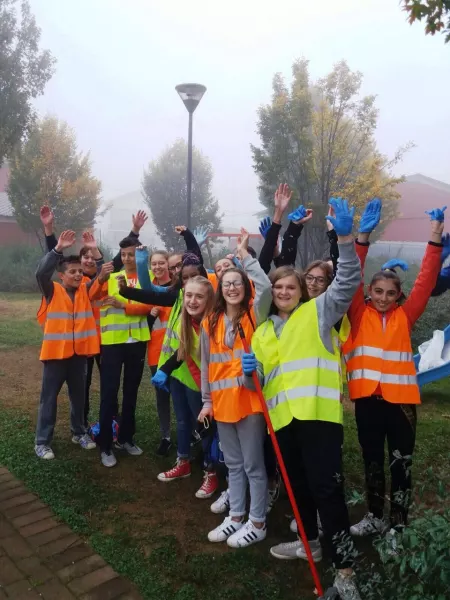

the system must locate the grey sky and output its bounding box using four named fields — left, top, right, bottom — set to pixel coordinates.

left=31, top=0, right=450, bottom=231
